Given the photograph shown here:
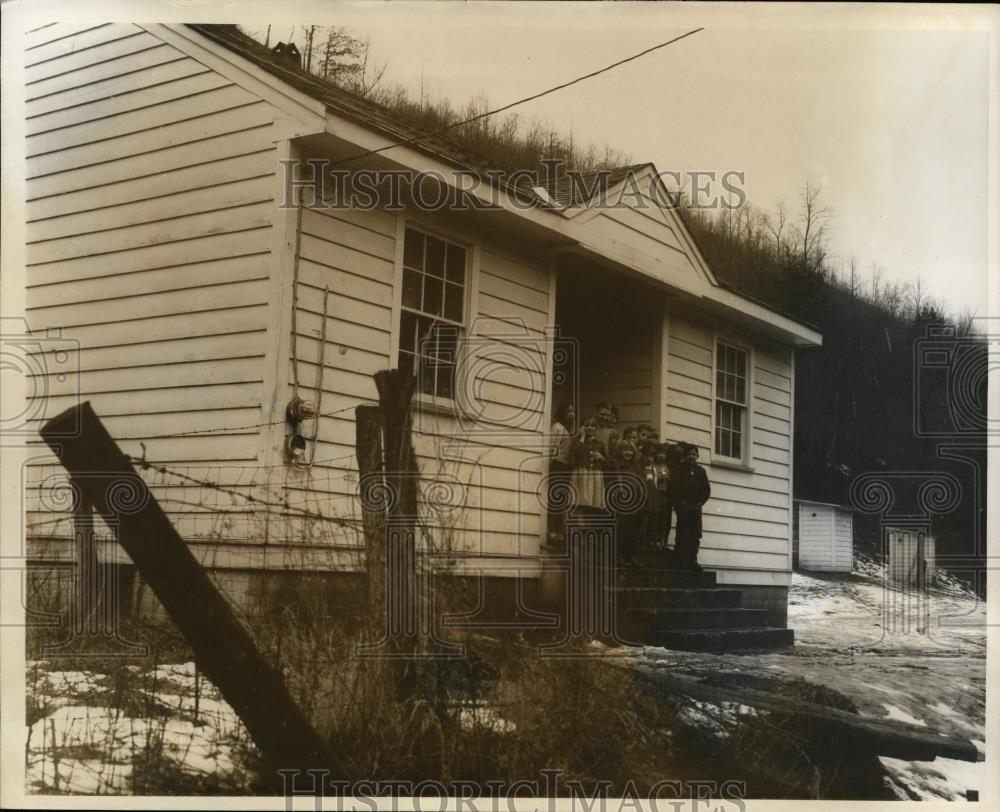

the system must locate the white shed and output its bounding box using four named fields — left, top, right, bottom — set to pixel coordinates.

left=793, top=500, right=854, bottom=572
